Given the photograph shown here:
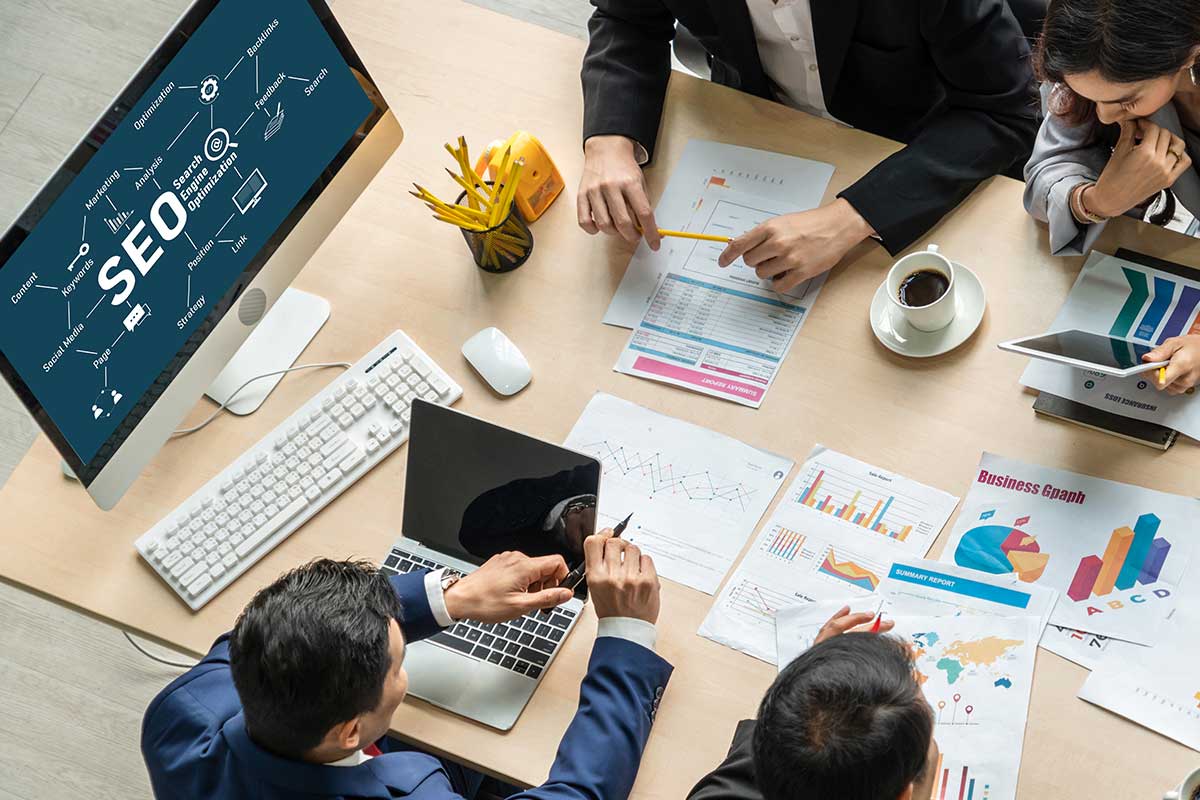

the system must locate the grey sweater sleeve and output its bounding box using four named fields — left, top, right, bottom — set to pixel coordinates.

left=1023, top=84, right=1113, bottom=256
